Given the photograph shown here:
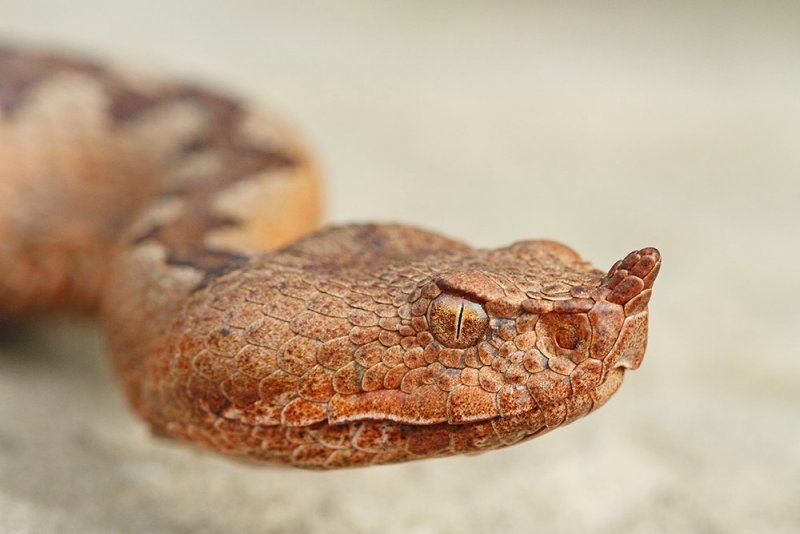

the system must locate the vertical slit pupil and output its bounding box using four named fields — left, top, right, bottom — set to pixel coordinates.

left=455, top=302, right=465, bottom=339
